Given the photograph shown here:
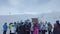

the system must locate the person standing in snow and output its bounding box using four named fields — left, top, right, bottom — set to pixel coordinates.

left=9, top=23, right=13, bottom=34
left=48, top=22, right=52, bottom=34
left=33, top=24, right=38, bottom=34
left=10, top=24, right=16, bottom=34
left=14, top=22, right=17, bottom=34
left=3, top=22, right=8, bottom=34
left=40, top=22, right=44, bottom=34
left=25, top=19, right=31, bottom=34
left=53, top=20, right=60, bottom=34
left=14, top=22, right=17, bottom=28
left=42, top=24, right=47, bottom=34
left=16, top=23, right=20, bottom=34
left=30, top=22, right=34, bottom=34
